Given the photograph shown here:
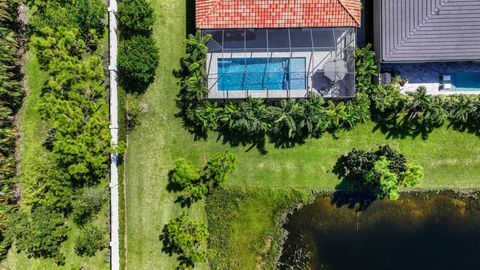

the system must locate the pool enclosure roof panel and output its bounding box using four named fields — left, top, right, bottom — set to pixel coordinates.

left=378, top=0, right=480, bottom=63
left=196, top=0, right=361, bottom=29
left=203, top=28, right=356, bottom=99
left=204, top=28, right=352, bottom=52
